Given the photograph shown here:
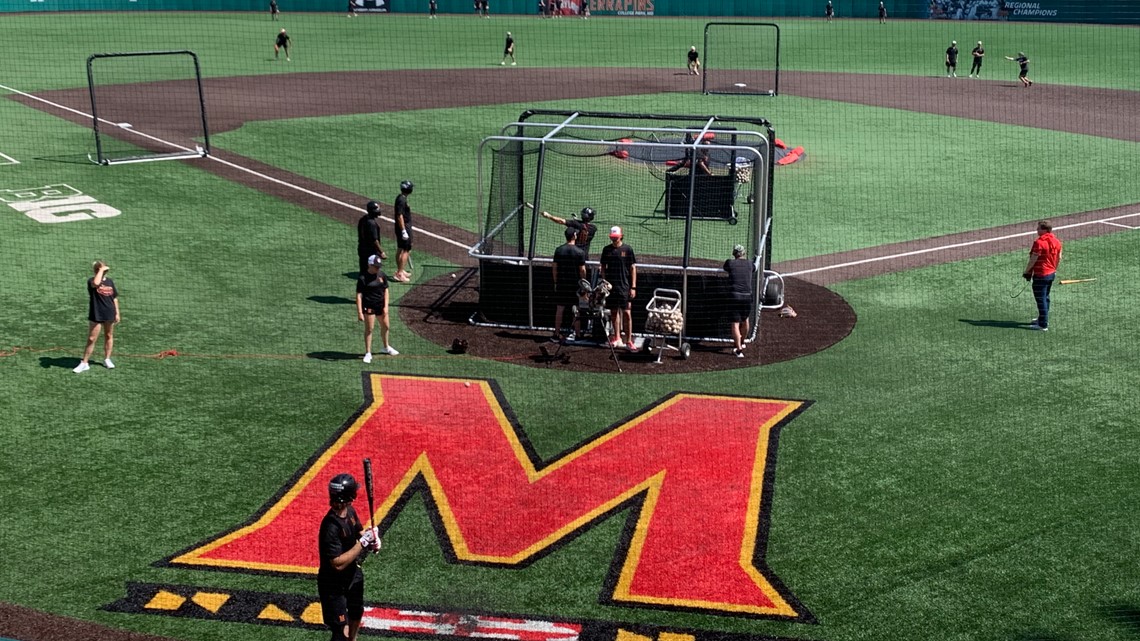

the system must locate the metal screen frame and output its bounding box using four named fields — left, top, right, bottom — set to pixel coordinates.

left=86, top=50, right=211, bottom=166
left=471, top=110, right=775, bottom=345
left=702, top=22, right=781, bottom=97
